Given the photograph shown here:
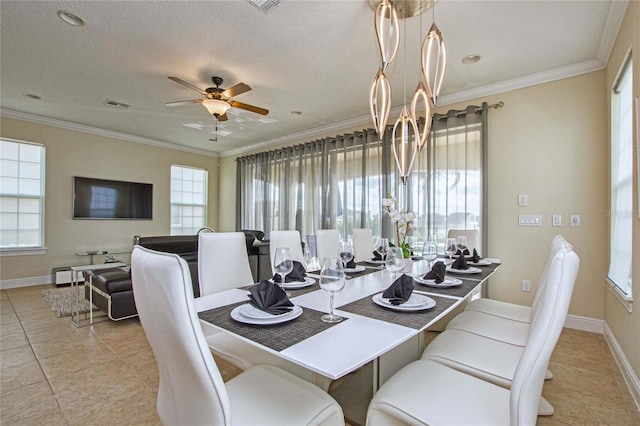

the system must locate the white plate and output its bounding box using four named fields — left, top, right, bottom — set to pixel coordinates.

left=468, top=259, right=492, bottom=266
left=231, top=304, right=303, bottom=325
left=268, top=276, right=315, bottom=289
left=413, top=276, right=463, bottom=288
left=446, top=266, right=482, bottom=274
left=366, top=259, right=386, bottom=265
left=344, top=265, right=366, bottom=273
left=372, top=293, right=436, bottom=311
